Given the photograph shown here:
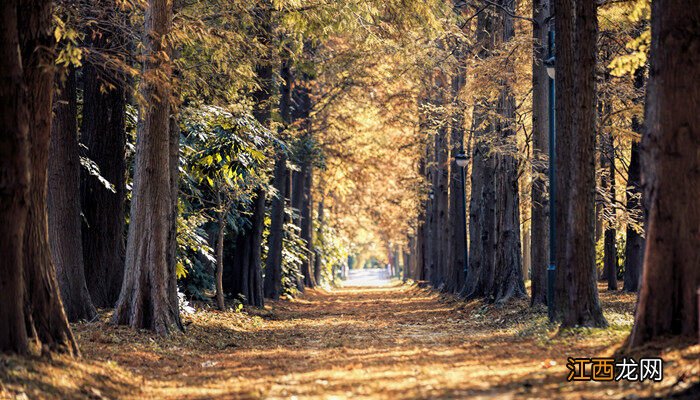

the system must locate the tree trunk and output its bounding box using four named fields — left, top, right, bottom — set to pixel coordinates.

left=215, top=192, right=225, bottom=310
left=112, top=0, right=183, bottom=335
left=265, top=49, right=293, bottom=298
left=48, top=68, right=97, bottom=322
left=603, top=136, right=618, bottom=291
left=489, top=0, right=526, bottom=304
left=167, top=0, right=184, bottom=321
left=553, top=0, right=607, bottom=327
left=222, top=190, right=265, bottom=307
left=19, top=0, right=80, bottom=354
left=264, top=154, right=287, bottom=299
left=623, top=68, right=646, bottom=293
left=248, top=188, right=266, bottom=307
left=447, top=69, right=466, bottom=294
left=314, top=195, right=325, bottom=284
left=530, top=0, right=549, bottom=307
left=623, top=141, right=644, bottom=292
left=629, top=0, right=700, bottom=346
left=80, top=0, right=127, bottom=308
left=434, top=74, right=450, bottom=290
left=0, top=0, right=31, bottom=354
left=422, top=107, right=435, bottom=283
left=300, top=165, right=316, bottom=288
left=462, top=9, right=496, bottom=300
